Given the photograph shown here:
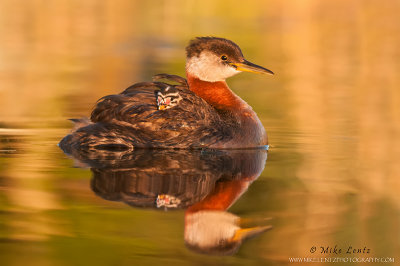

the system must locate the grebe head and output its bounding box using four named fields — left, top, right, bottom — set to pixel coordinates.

left=185, top=37, right=274, bottom=82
